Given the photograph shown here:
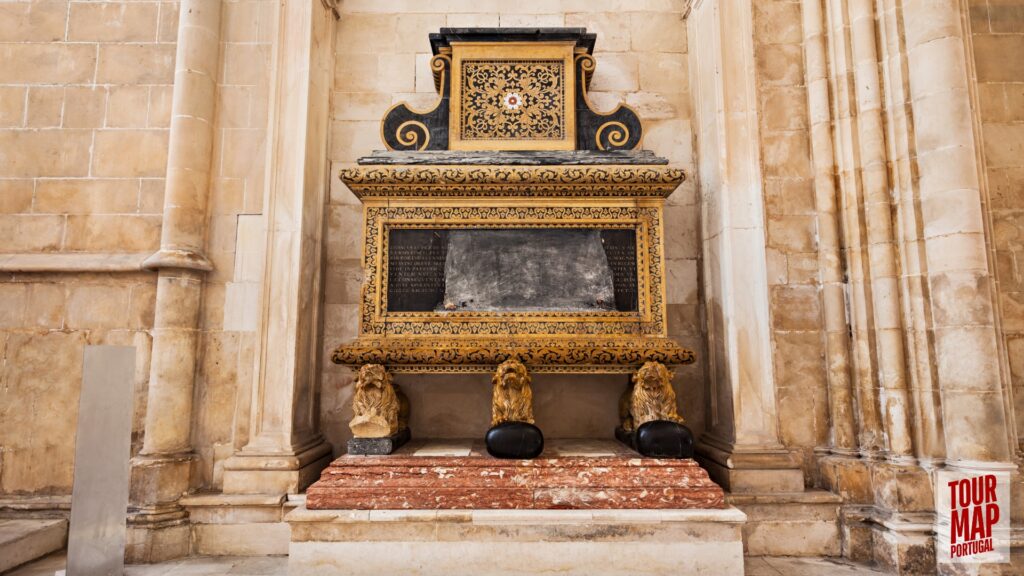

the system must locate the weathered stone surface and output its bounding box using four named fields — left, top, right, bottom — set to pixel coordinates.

left=442, top=229, right=617, bottom=312
left=287, top=506, right=747, bottom=576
